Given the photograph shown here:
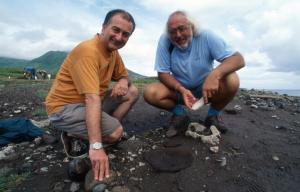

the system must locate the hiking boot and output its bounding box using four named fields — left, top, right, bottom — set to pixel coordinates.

left=61, top=132, right=88, bottom=159
left=166, top=115, right=190, bottom=138
left=204, top=115, right=228, bottom=134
